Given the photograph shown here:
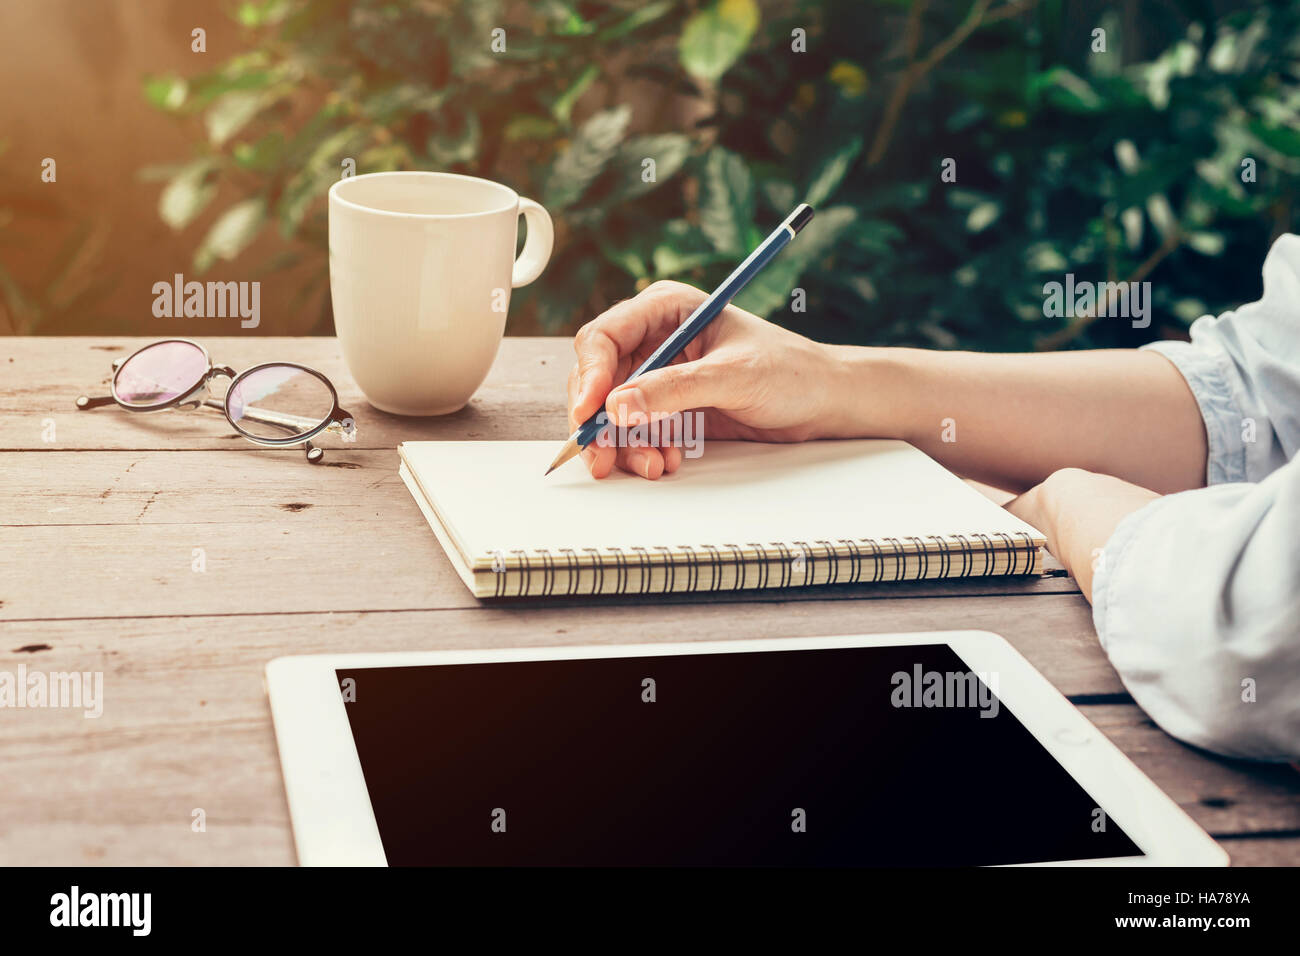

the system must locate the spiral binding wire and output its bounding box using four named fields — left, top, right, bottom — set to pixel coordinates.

left=489, top=531, right=1040, bottom=596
